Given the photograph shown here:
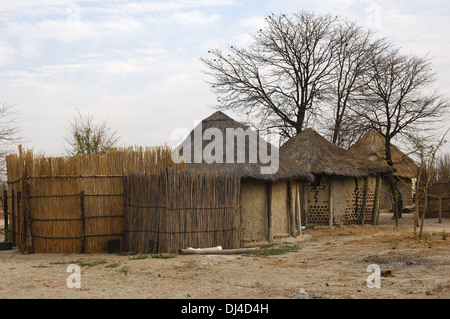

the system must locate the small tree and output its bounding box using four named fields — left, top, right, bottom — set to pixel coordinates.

left=0, top=103, right=21, bottom=183
left=64, top=109, right=119, bottom=155
left=412, top=128, right=449, bottom=238
left=352, top=47, right=448, bottom=225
